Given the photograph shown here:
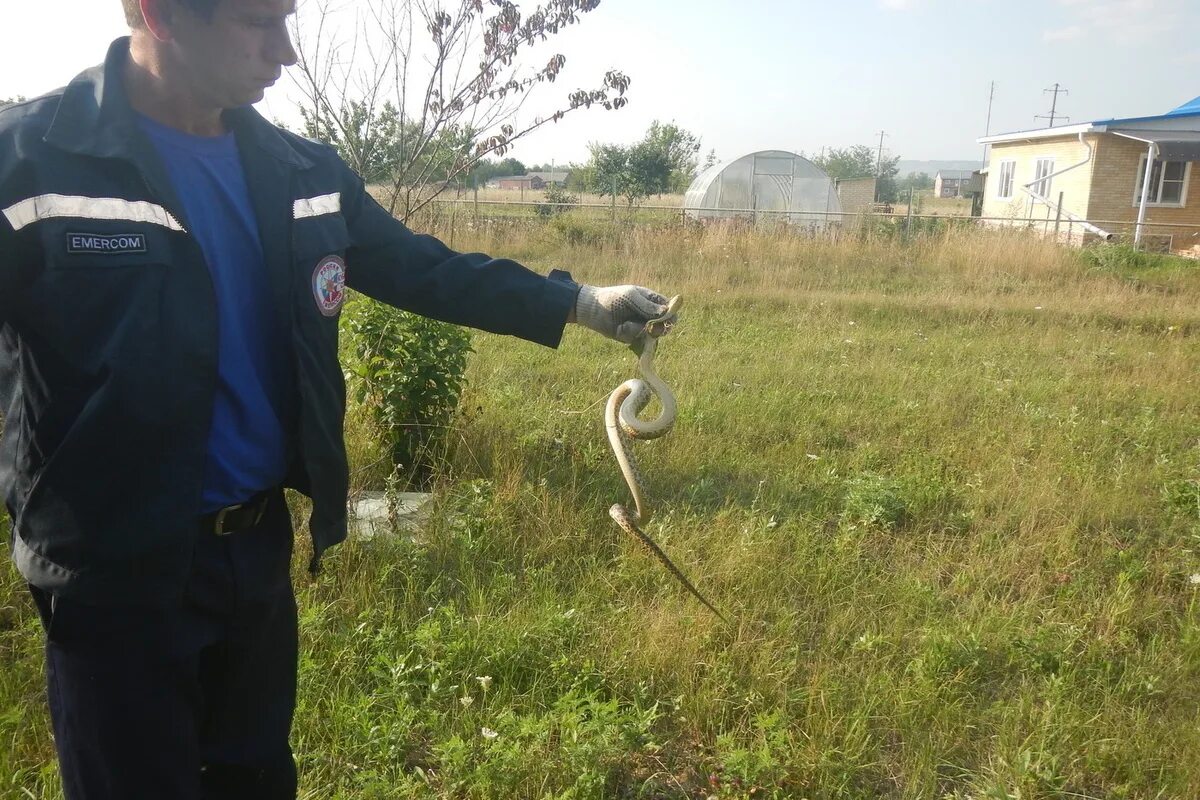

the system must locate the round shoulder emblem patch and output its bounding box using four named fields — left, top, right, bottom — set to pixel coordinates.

left=312, top=255, right=346, bottom=317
